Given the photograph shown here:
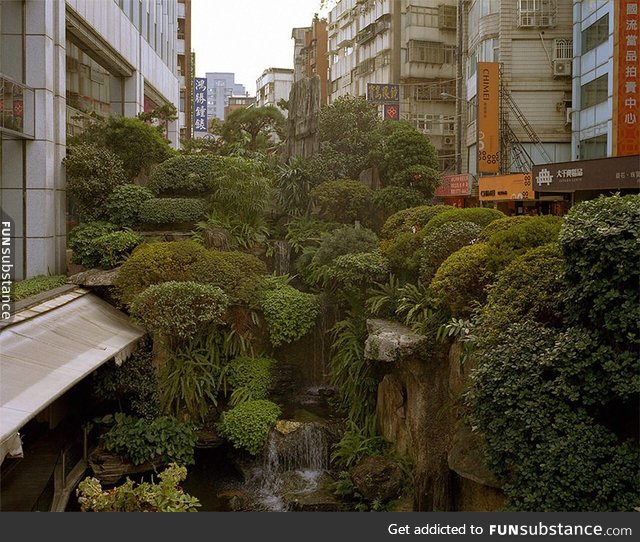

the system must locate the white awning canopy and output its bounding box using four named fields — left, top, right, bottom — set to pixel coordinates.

left=0, top=289, right=144, bottom=447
